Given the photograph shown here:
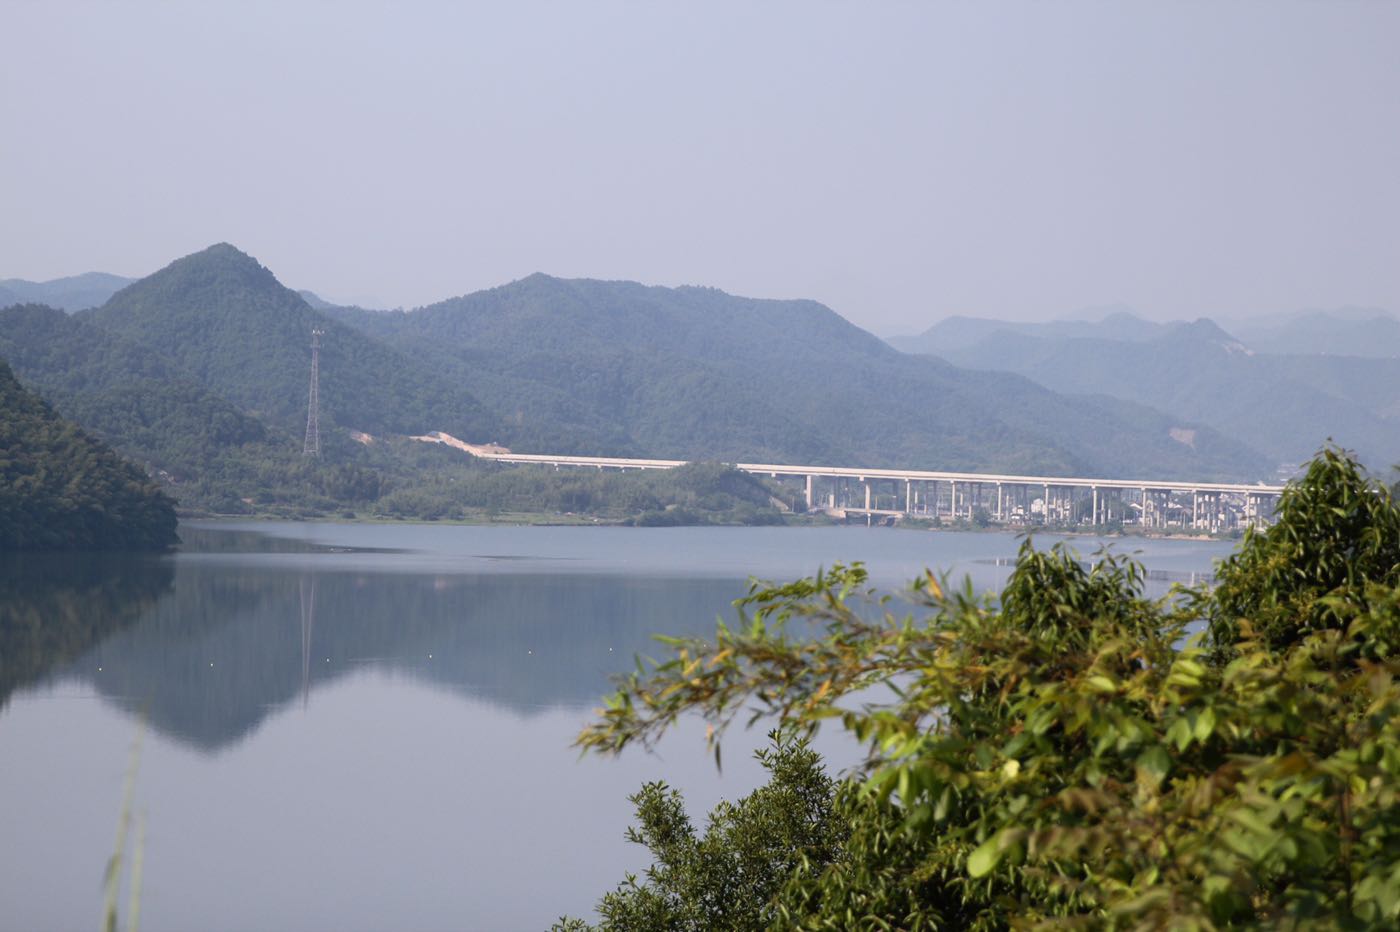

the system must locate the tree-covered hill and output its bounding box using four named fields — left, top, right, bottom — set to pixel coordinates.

left=923, top=320, right=1400, bottom=469
left=83, top=244, right=498, bottom=442
left=327, top=274, right=1272, bottom=480
left=0, top=359, right=178, bottom=550
left=0, top=303, right=317, bottom=508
